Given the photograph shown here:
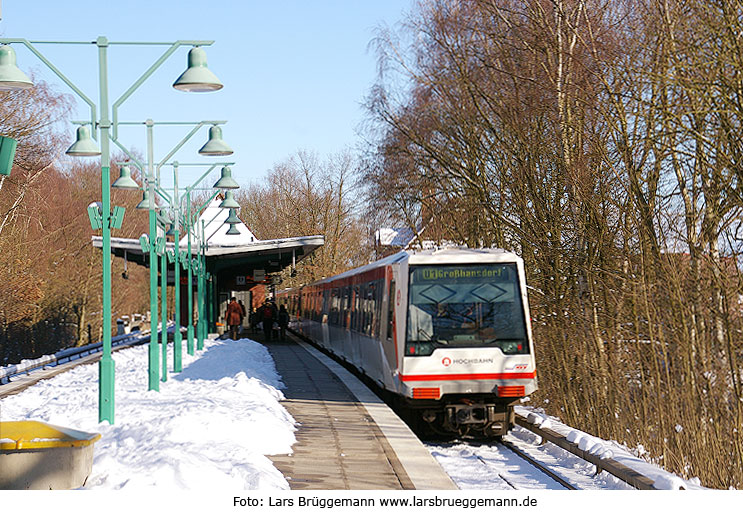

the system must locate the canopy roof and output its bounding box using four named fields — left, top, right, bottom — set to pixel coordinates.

left=92, top=198, right=324, bottom=281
